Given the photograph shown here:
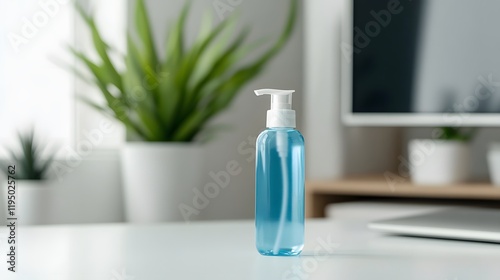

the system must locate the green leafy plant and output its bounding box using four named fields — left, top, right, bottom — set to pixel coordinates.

left=2, top=129, right=53, bottom=180
left=70, top=0, right=297, bottom=142
left=436, top=127, right=476, bottom=142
